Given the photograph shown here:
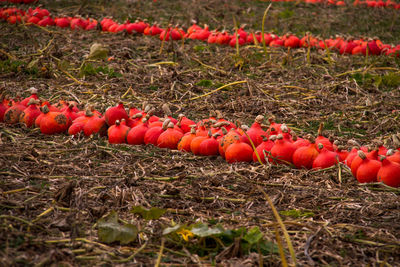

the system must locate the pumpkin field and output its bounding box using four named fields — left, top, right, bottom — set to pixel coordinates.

left=1, top=0, right=400, bottom=266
